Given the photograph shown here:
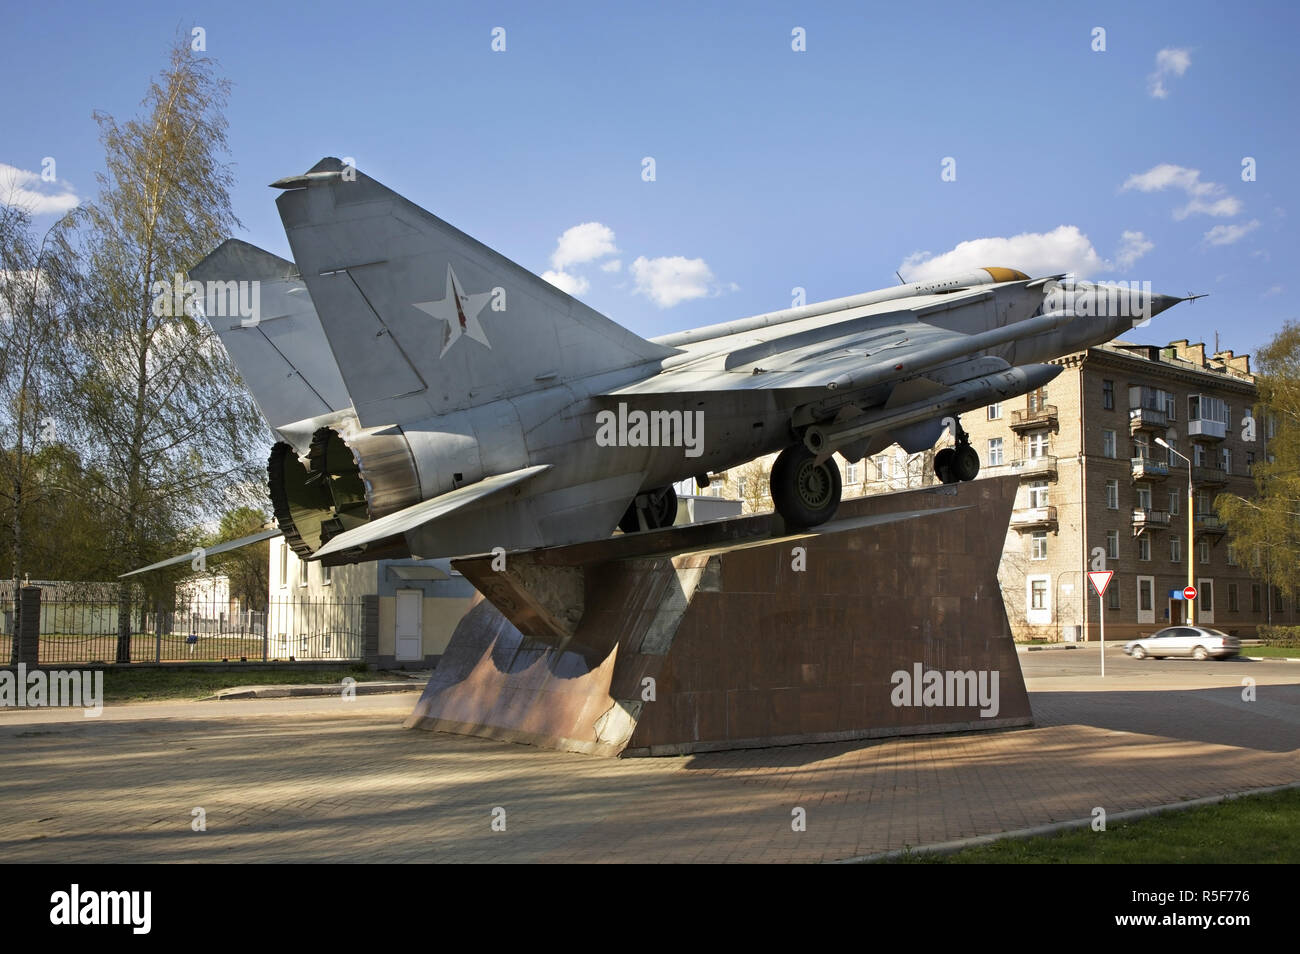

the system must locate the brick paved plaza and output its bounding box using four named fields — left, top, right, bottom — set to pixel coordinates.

left=2, top=655, right=1297, bottom=863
